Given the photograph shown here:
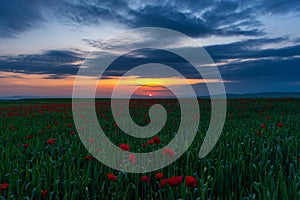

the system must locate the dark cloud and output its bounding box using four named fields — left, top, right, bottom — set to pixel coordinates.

left=192, top=57, right=300, bottom=94
left=0, top=50, right=84, bottom=76
left=205, top=37, right=291, bottom=60
left=0, top=0, right=46, bottom=38
left=220, top=56, right=300, bottom=81
left=126, top=3, right=263, bottom=37
left=60, top=0, right=264, bottom=37
left=102, top=48, right=199, bottom=78
left=0, top=74, right=24, bottom=79
left=1, top=0, right=300, bottom=38
left=51, top=0, right=298, bottom=37
left=203, top=37, right=300, bottom=92
left=42, top=74, right=71, bottom=79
